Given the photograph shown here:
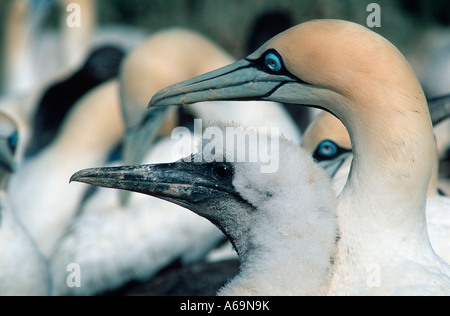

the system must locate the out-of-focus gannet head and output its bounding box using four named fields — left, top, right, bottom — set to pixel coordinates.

left=301, top=111, right=351, bottom=179
left=71, top=127, right=338, bottom=295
